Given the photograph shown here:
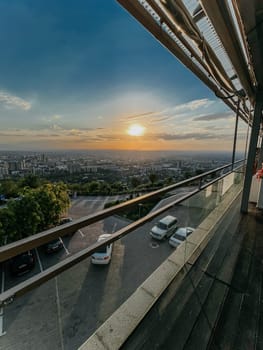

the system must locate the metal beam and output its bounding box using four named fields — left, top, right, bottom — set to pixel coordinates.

left=241, top=93, right=263, bottom=212
left=232, top=99, right=240, bottom=169
left=116, top=0, right=249, bottom=123
left=200, top=0, right=255, bottom=103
